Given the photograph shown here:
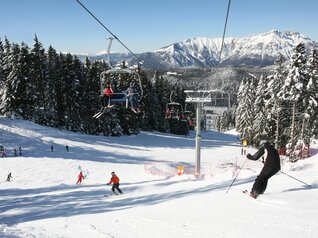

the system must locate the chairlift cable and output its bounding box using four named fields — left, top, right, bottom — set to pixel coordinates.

left=219, top=0, right=231, bottom=65
left=75, top=0, right=140, bottom=62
